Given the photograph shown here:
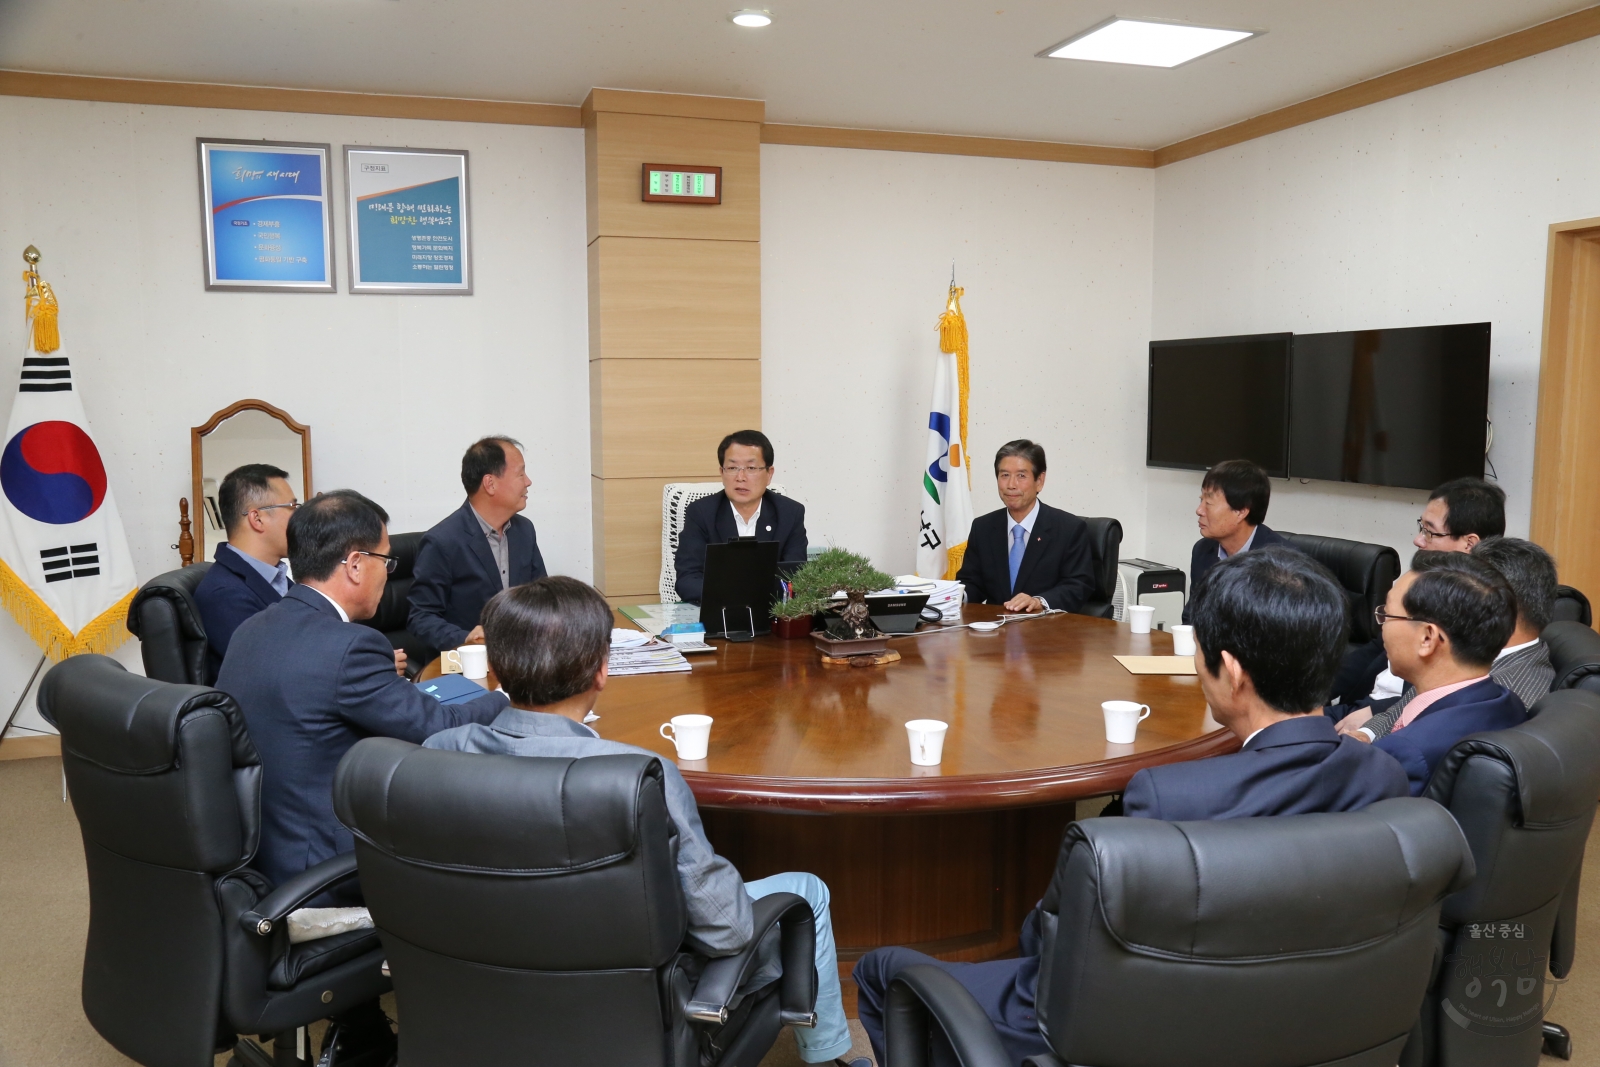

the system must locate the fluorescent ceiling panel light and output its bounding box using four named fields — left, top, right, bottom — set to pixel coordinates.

left=730, top=9, right=773, bottom=27
left=1043, top=18, right=1256, bottom=68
